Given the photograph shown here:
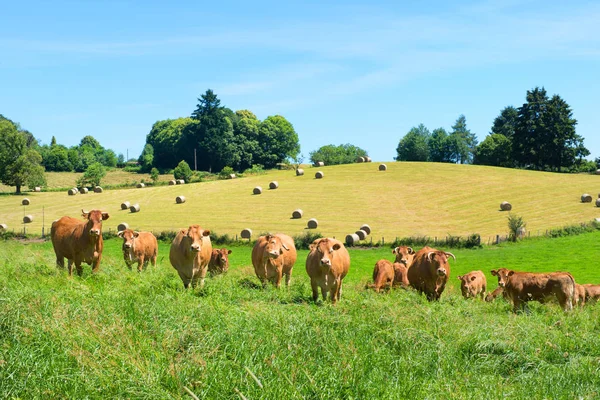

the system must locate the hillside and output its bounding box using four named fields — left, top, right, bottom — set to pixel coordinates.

left=1, top=162, right=599, bottom=241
